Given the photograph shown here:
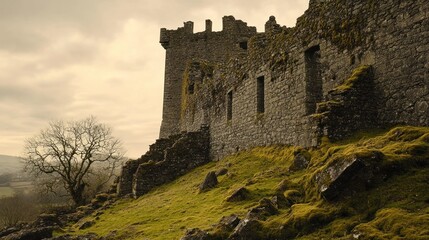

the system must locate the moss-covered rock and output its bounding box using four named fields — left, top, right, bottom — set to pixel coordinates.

left=315, top=150, right=384, bottom=201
